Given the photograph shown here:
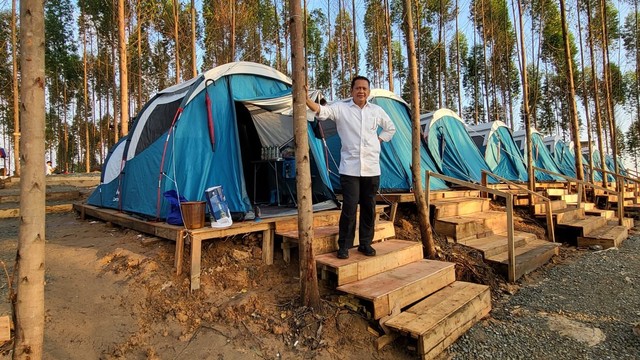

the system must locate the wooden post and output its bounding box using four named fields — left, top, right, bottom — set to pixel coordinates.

left=425, top=171, right=431, bottom=216
left=506, top=194, right=516, bottom=282
left=546, top=200, right=555, bottom=243
left=618, top=178, right=624, bottom=226
left=481, top=171, right=487, bottom=198
left=290, top=0, right=319, bottom=308
left=577, top=182, right=583, bottom=209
